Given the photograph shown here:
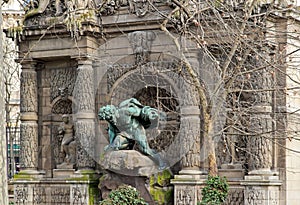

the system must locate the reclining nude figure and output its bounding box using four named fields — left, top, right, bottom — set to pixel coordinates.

left=98, top=98, right=167, bottom=170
